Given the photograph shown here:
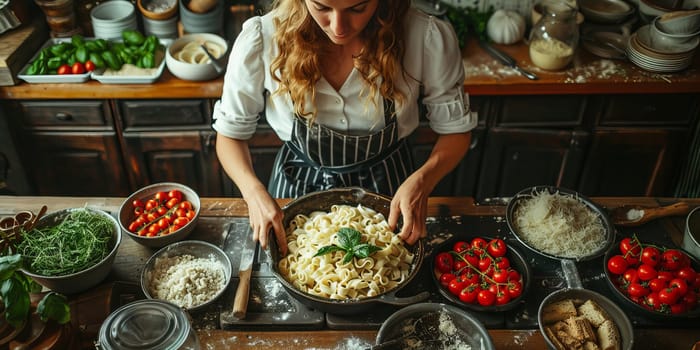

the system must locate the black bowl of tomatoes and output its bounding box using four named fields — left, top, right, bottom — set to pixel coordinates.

left=118, top=182, right=201, bottom=248
left=604, top=235, right=700, bottom=319
left=431, top=235, right=532, bottom=312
